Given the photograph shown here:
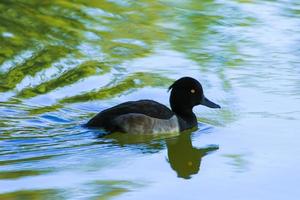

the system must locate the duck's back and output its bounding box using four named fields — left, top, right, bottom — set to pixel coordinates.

left=86, top=100, right=177, bottom=133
